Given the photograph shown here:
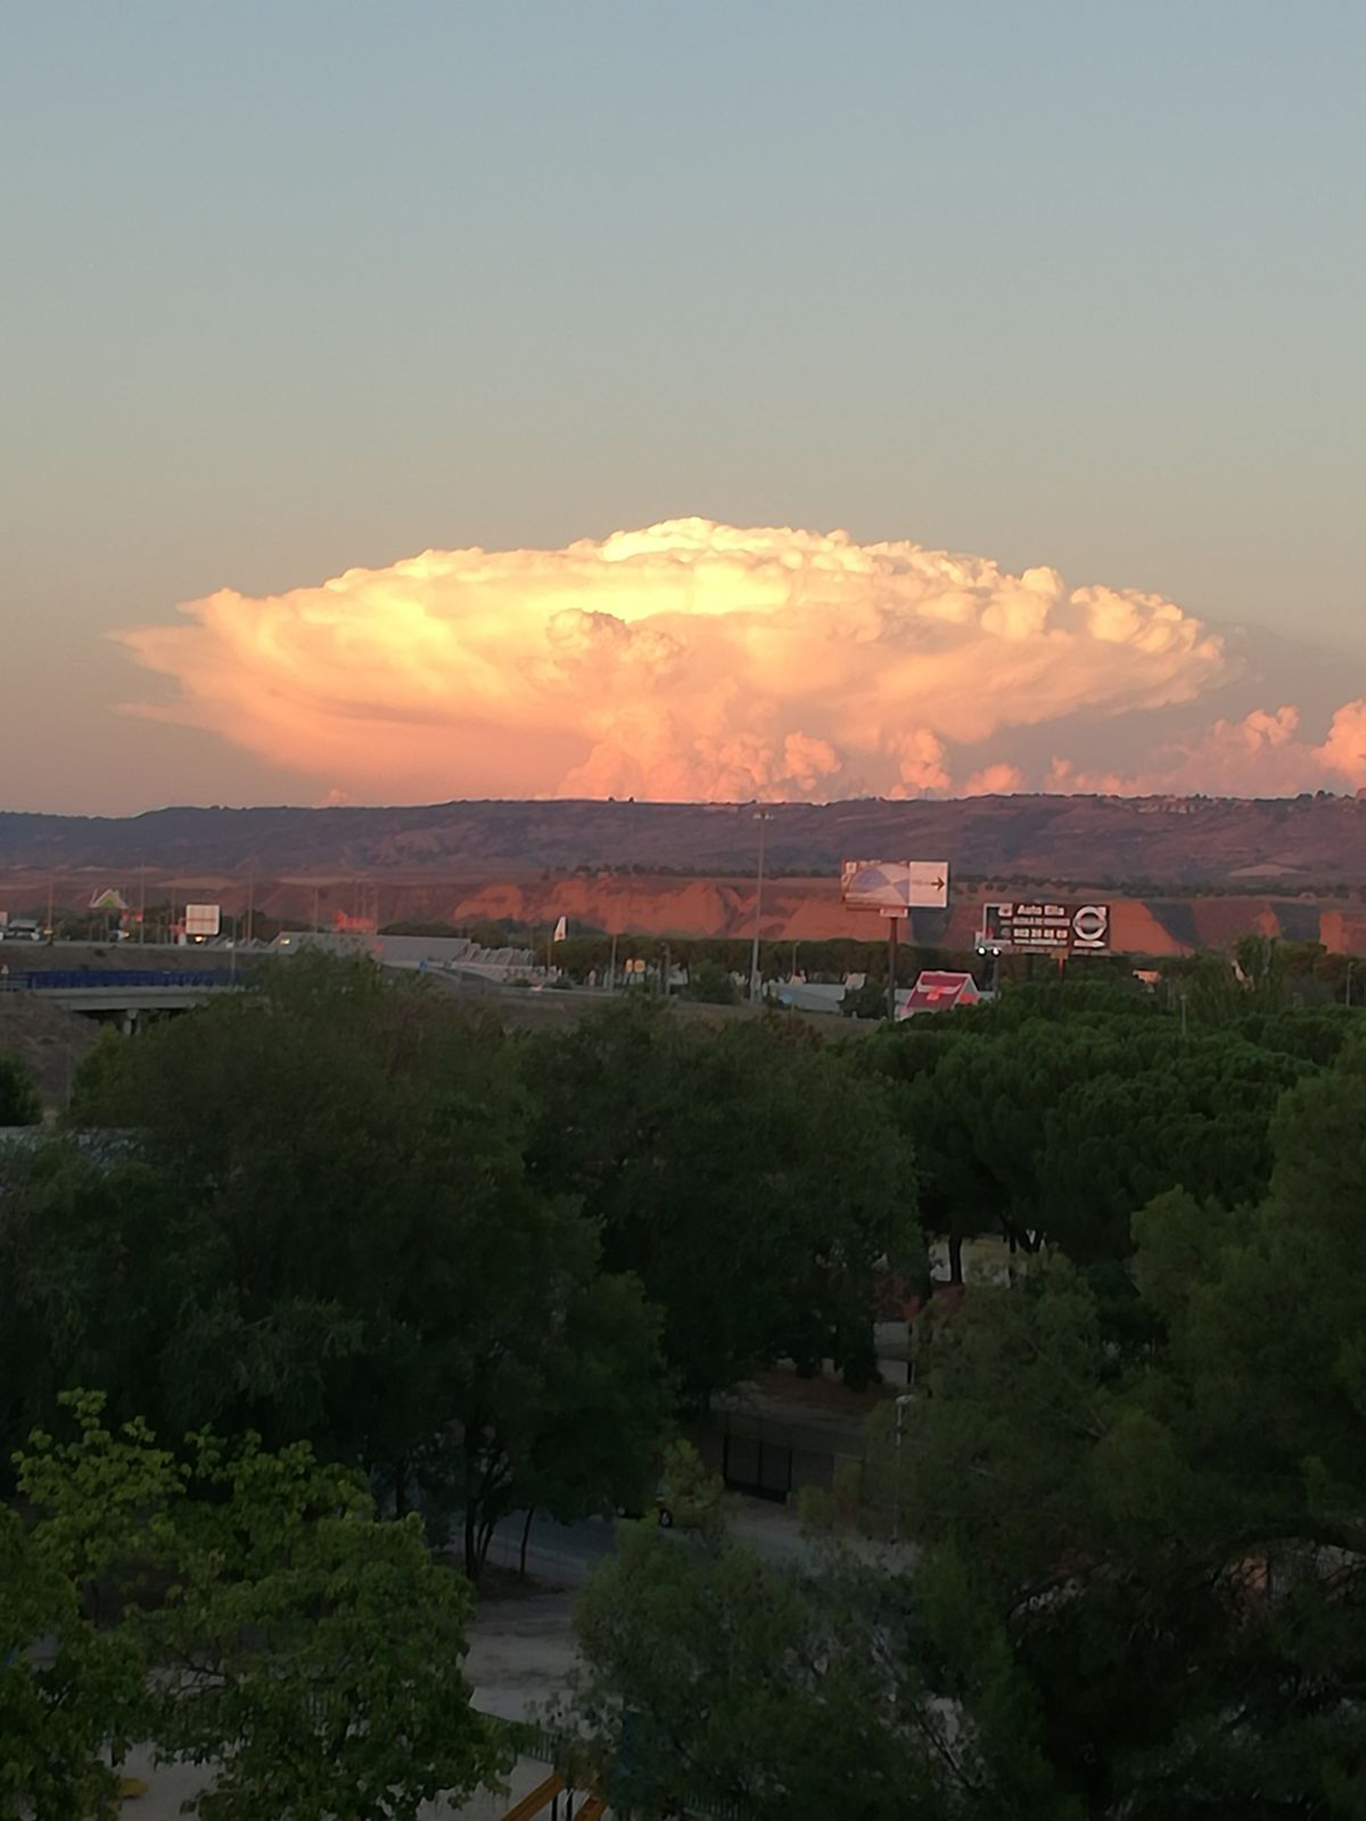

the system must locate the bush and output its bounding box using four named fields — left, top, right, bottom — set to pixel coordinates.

left=0, top=1055, right=41, bottom=1125
left=682, top=961, right=740, bottom=1005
